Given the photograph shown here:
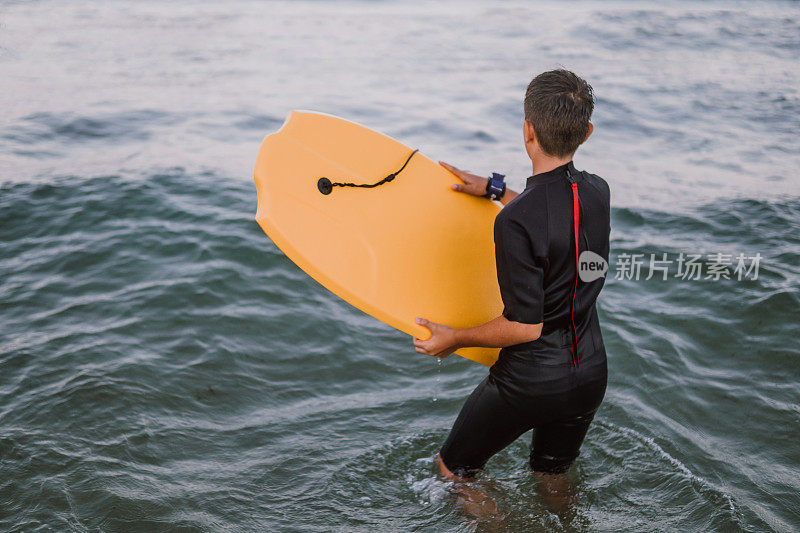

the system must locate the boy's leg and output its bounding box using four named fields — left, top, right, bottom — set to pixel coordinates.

left=436, top=451, right=500, bottom=517
left=438, top=375, right=532, bottom=478
left=529, top=410, right=597, bottom=514
left=529, top=410, right=596, bottom=474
